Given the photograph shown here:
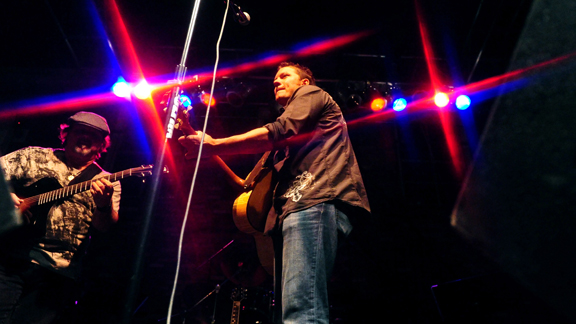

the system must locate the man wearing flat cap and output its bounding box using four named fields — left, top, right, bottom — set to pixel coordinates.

left=0, top=111, right=121, bottom=323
